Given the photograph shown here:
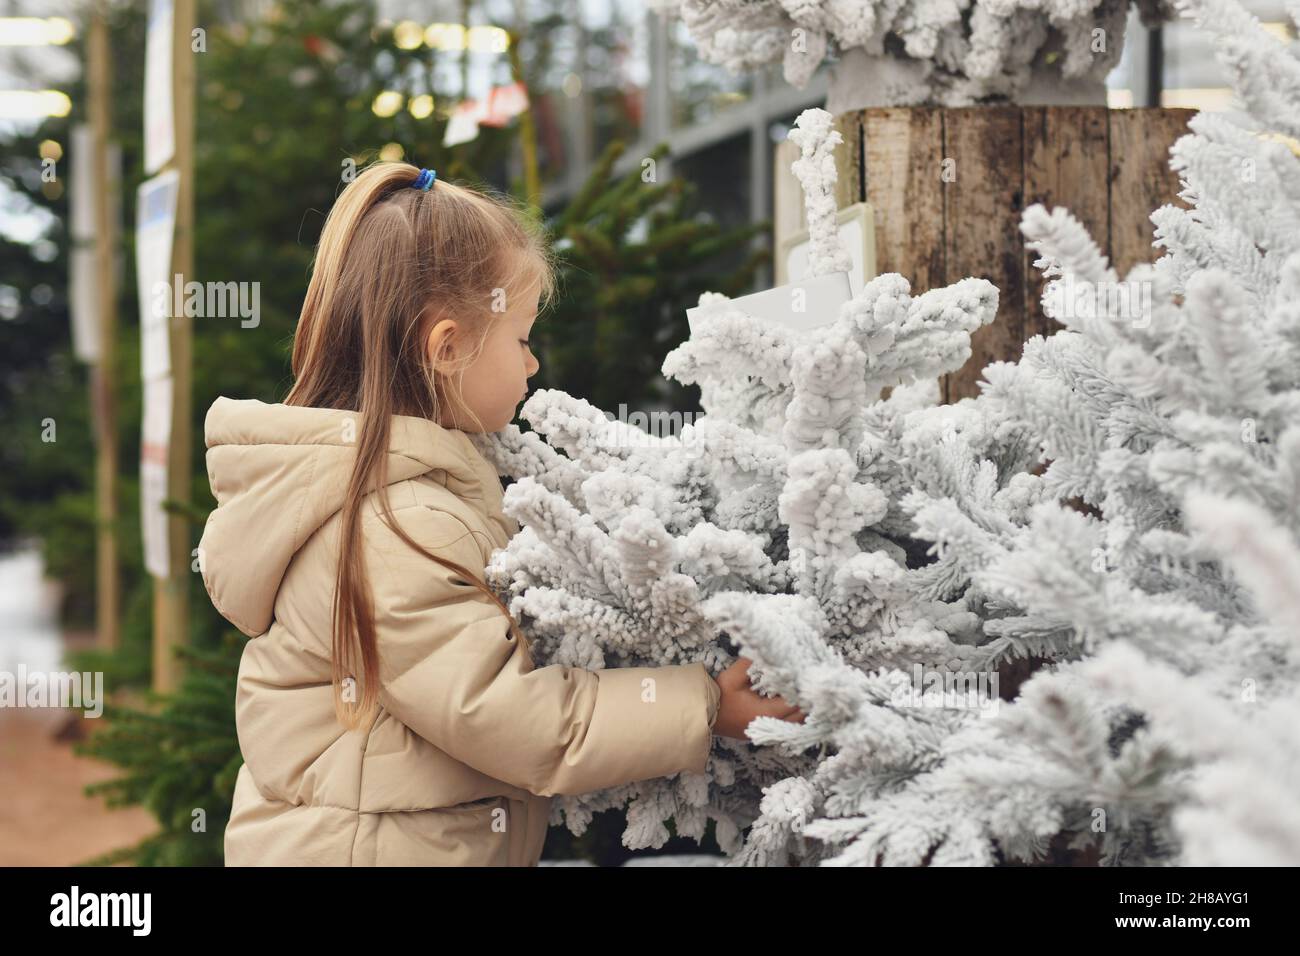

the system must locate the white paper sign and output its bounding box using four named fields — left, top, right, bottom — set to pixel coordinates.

left=67, top=130, right=122, bottom=364
left=136, top=169, right=179, bottom=579
left=443, top=98, right=488, bottom=147
left=686, top=271, right=853, bottom=335
left=482, top=82, right=529, bottom=127
left=136, top=169, right=179, bottom=381
left=143, top=0, right=174, bottom=174
left=69, top=247, right=99, bottom=363
left=69, top=125, right=94, bottom=241
left=68, top=126, right=100, bottom=362
left=779, top=203, right=877, bottom=298
left=786, top=217, right=871, bottom=298
left=141, top=376, right=173, bottom=578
